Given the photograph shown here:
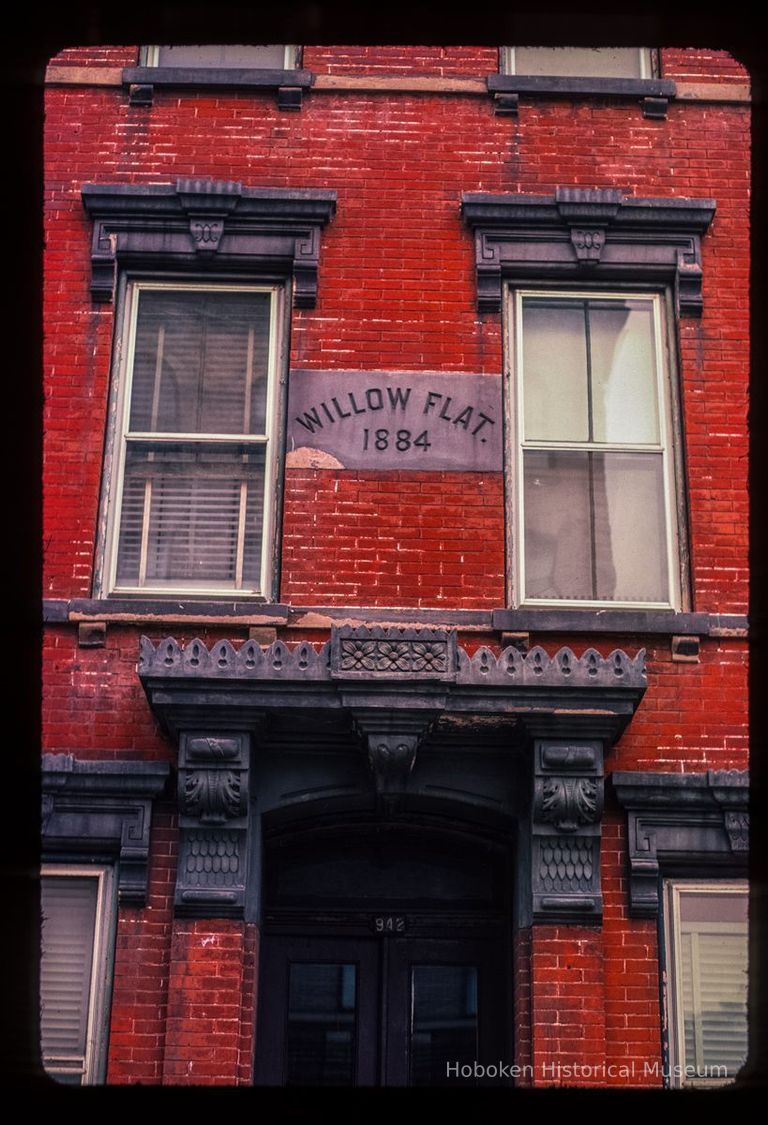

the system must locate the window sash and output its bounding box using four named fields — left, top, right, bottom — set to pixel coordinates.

left=142, top=45, right=299, bottom=69
left=510, top=288, right=680, bottom=609
left=102, top=282, right=280, bottom=598
left=40, top=865, right=115, bottom=1085
left=502, top=47, right=653, bottom=79
left=664, top=881, right=749, bottom=1088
